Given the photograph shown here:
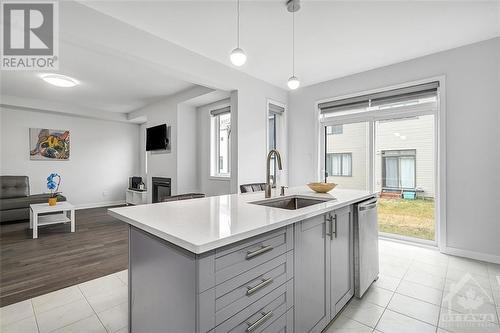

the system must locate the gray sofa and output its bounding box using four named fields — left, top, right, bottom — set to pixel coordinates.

left=0, top=176, right=66, bottom=223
